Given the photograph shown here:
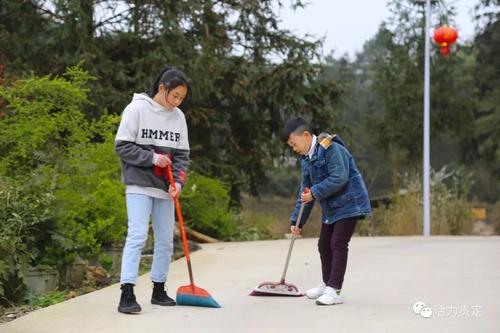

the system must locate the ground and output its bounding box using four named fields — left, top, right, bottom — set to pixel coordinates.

left=1, top=236, right=499, bottom=333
